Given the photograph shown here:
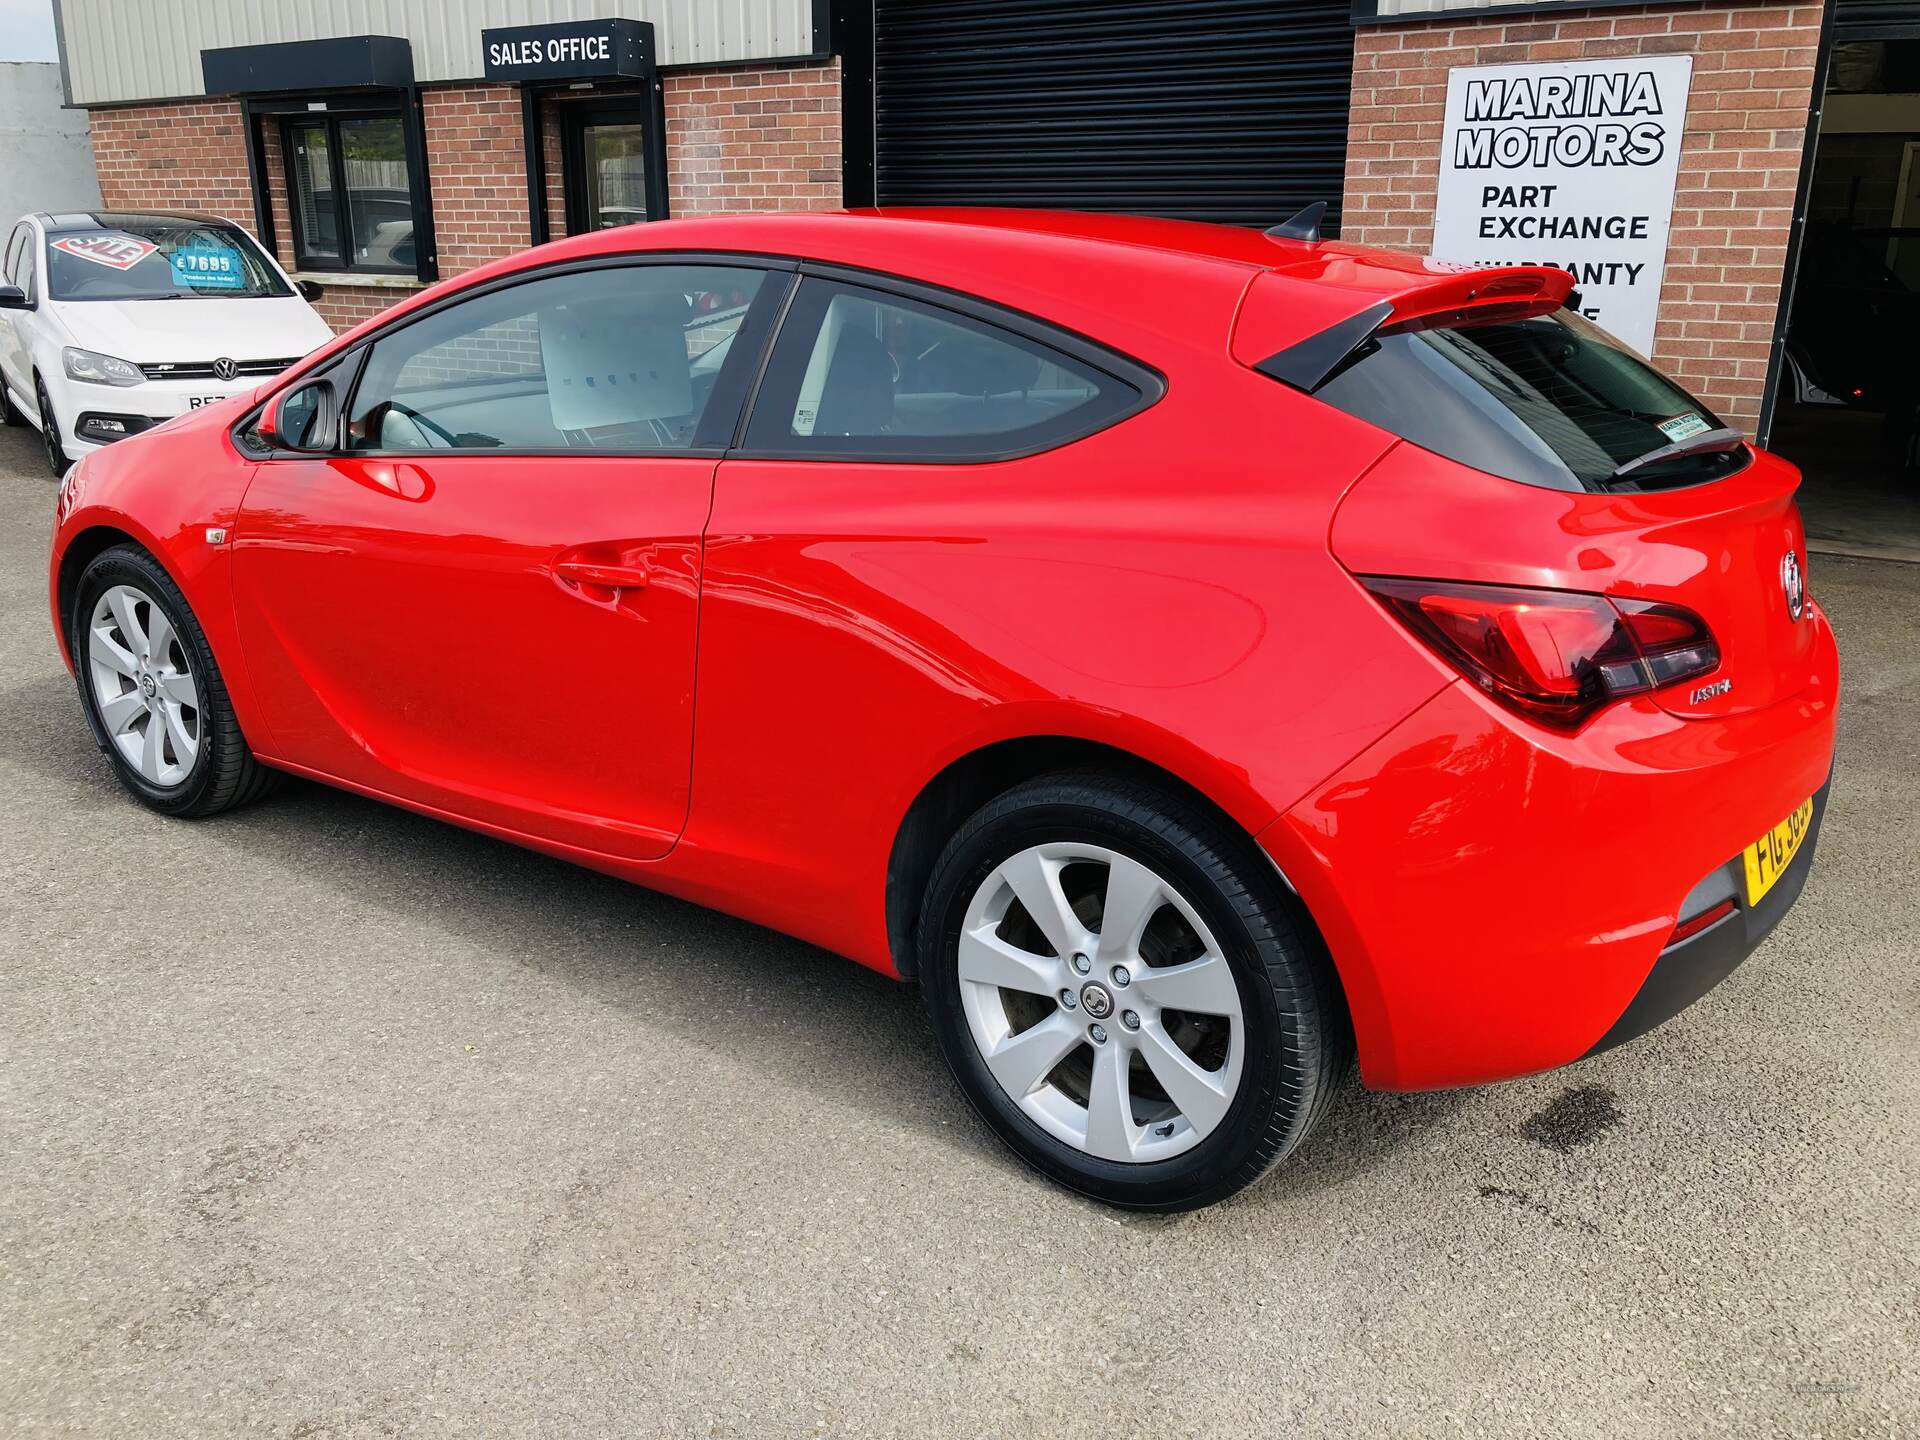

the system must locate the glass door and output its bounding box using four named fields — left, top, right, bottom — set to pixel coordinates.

left=562, top=101, right=668, bottom=232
